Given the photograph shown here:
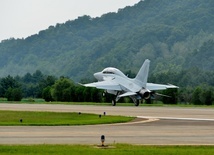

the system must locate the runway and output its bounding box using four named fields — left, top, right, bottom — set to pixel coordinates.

left=0, top=103, right=214, bottom=145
